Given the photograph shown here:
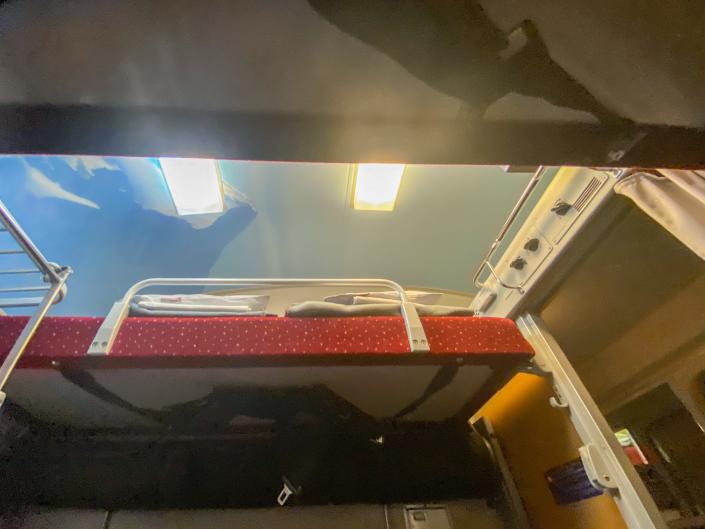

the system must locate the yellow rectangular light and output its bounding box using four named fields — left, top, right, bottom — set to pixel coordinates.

left=160, top=157, right=224, bottom=216
left=352, top=163, right=405, bottom=211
